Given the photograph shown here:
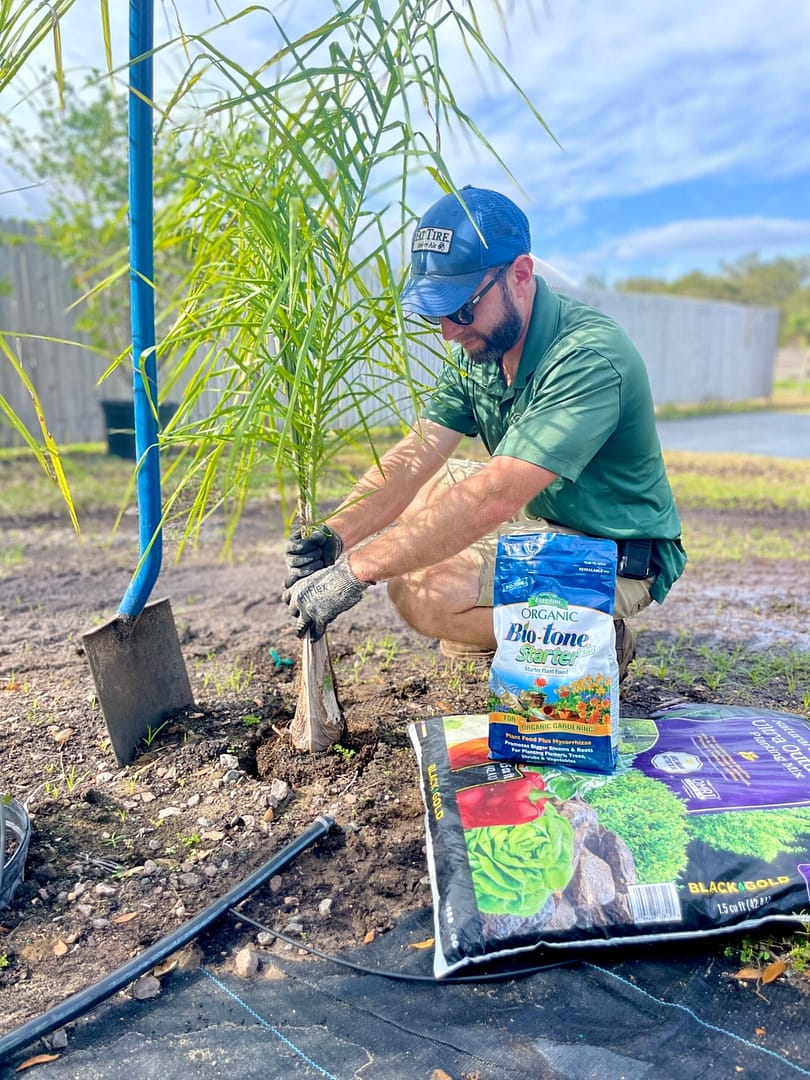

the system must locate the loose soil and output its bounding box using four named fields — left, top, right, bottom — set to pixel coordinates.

left=1, top=498, right=809, bottom=1043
